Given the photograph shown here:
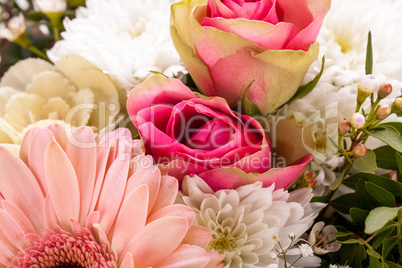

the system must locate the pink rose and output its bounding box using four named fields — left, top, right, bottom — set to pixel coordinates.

left=127, top=75, right=312, bottom=191
left=170, top=0, right=331, bottom=115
